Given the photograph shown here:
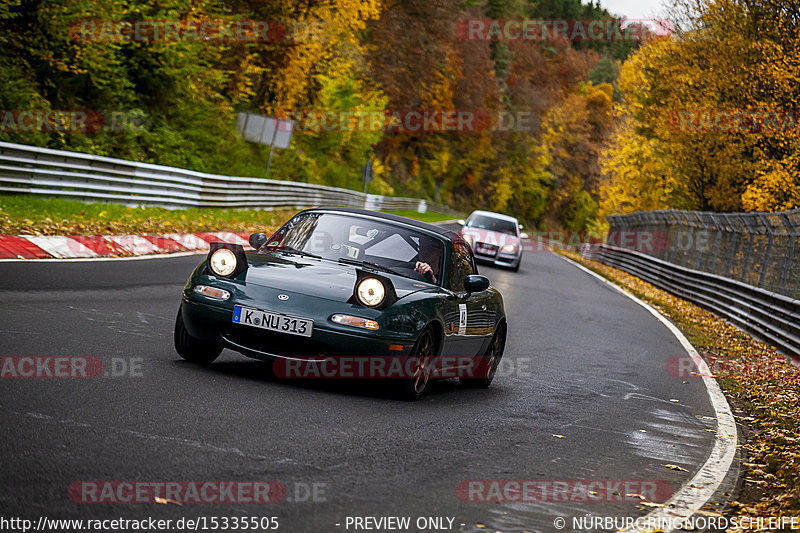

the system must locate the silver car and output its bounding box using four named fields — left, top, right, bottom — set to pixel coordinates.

left=458, top=210, right=527, bottom=272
